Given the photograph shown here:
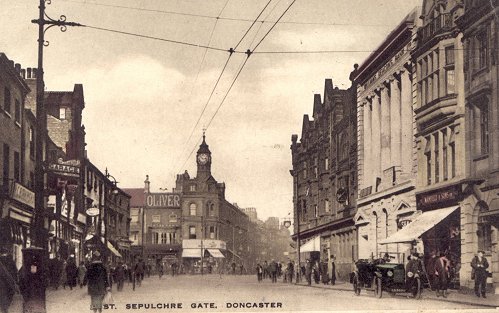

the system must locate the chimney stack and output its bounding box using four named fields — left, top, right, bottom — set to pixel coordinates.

left=14, top=63, right=21, bottom=74
left=144, top=175, right=150, bottom=193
